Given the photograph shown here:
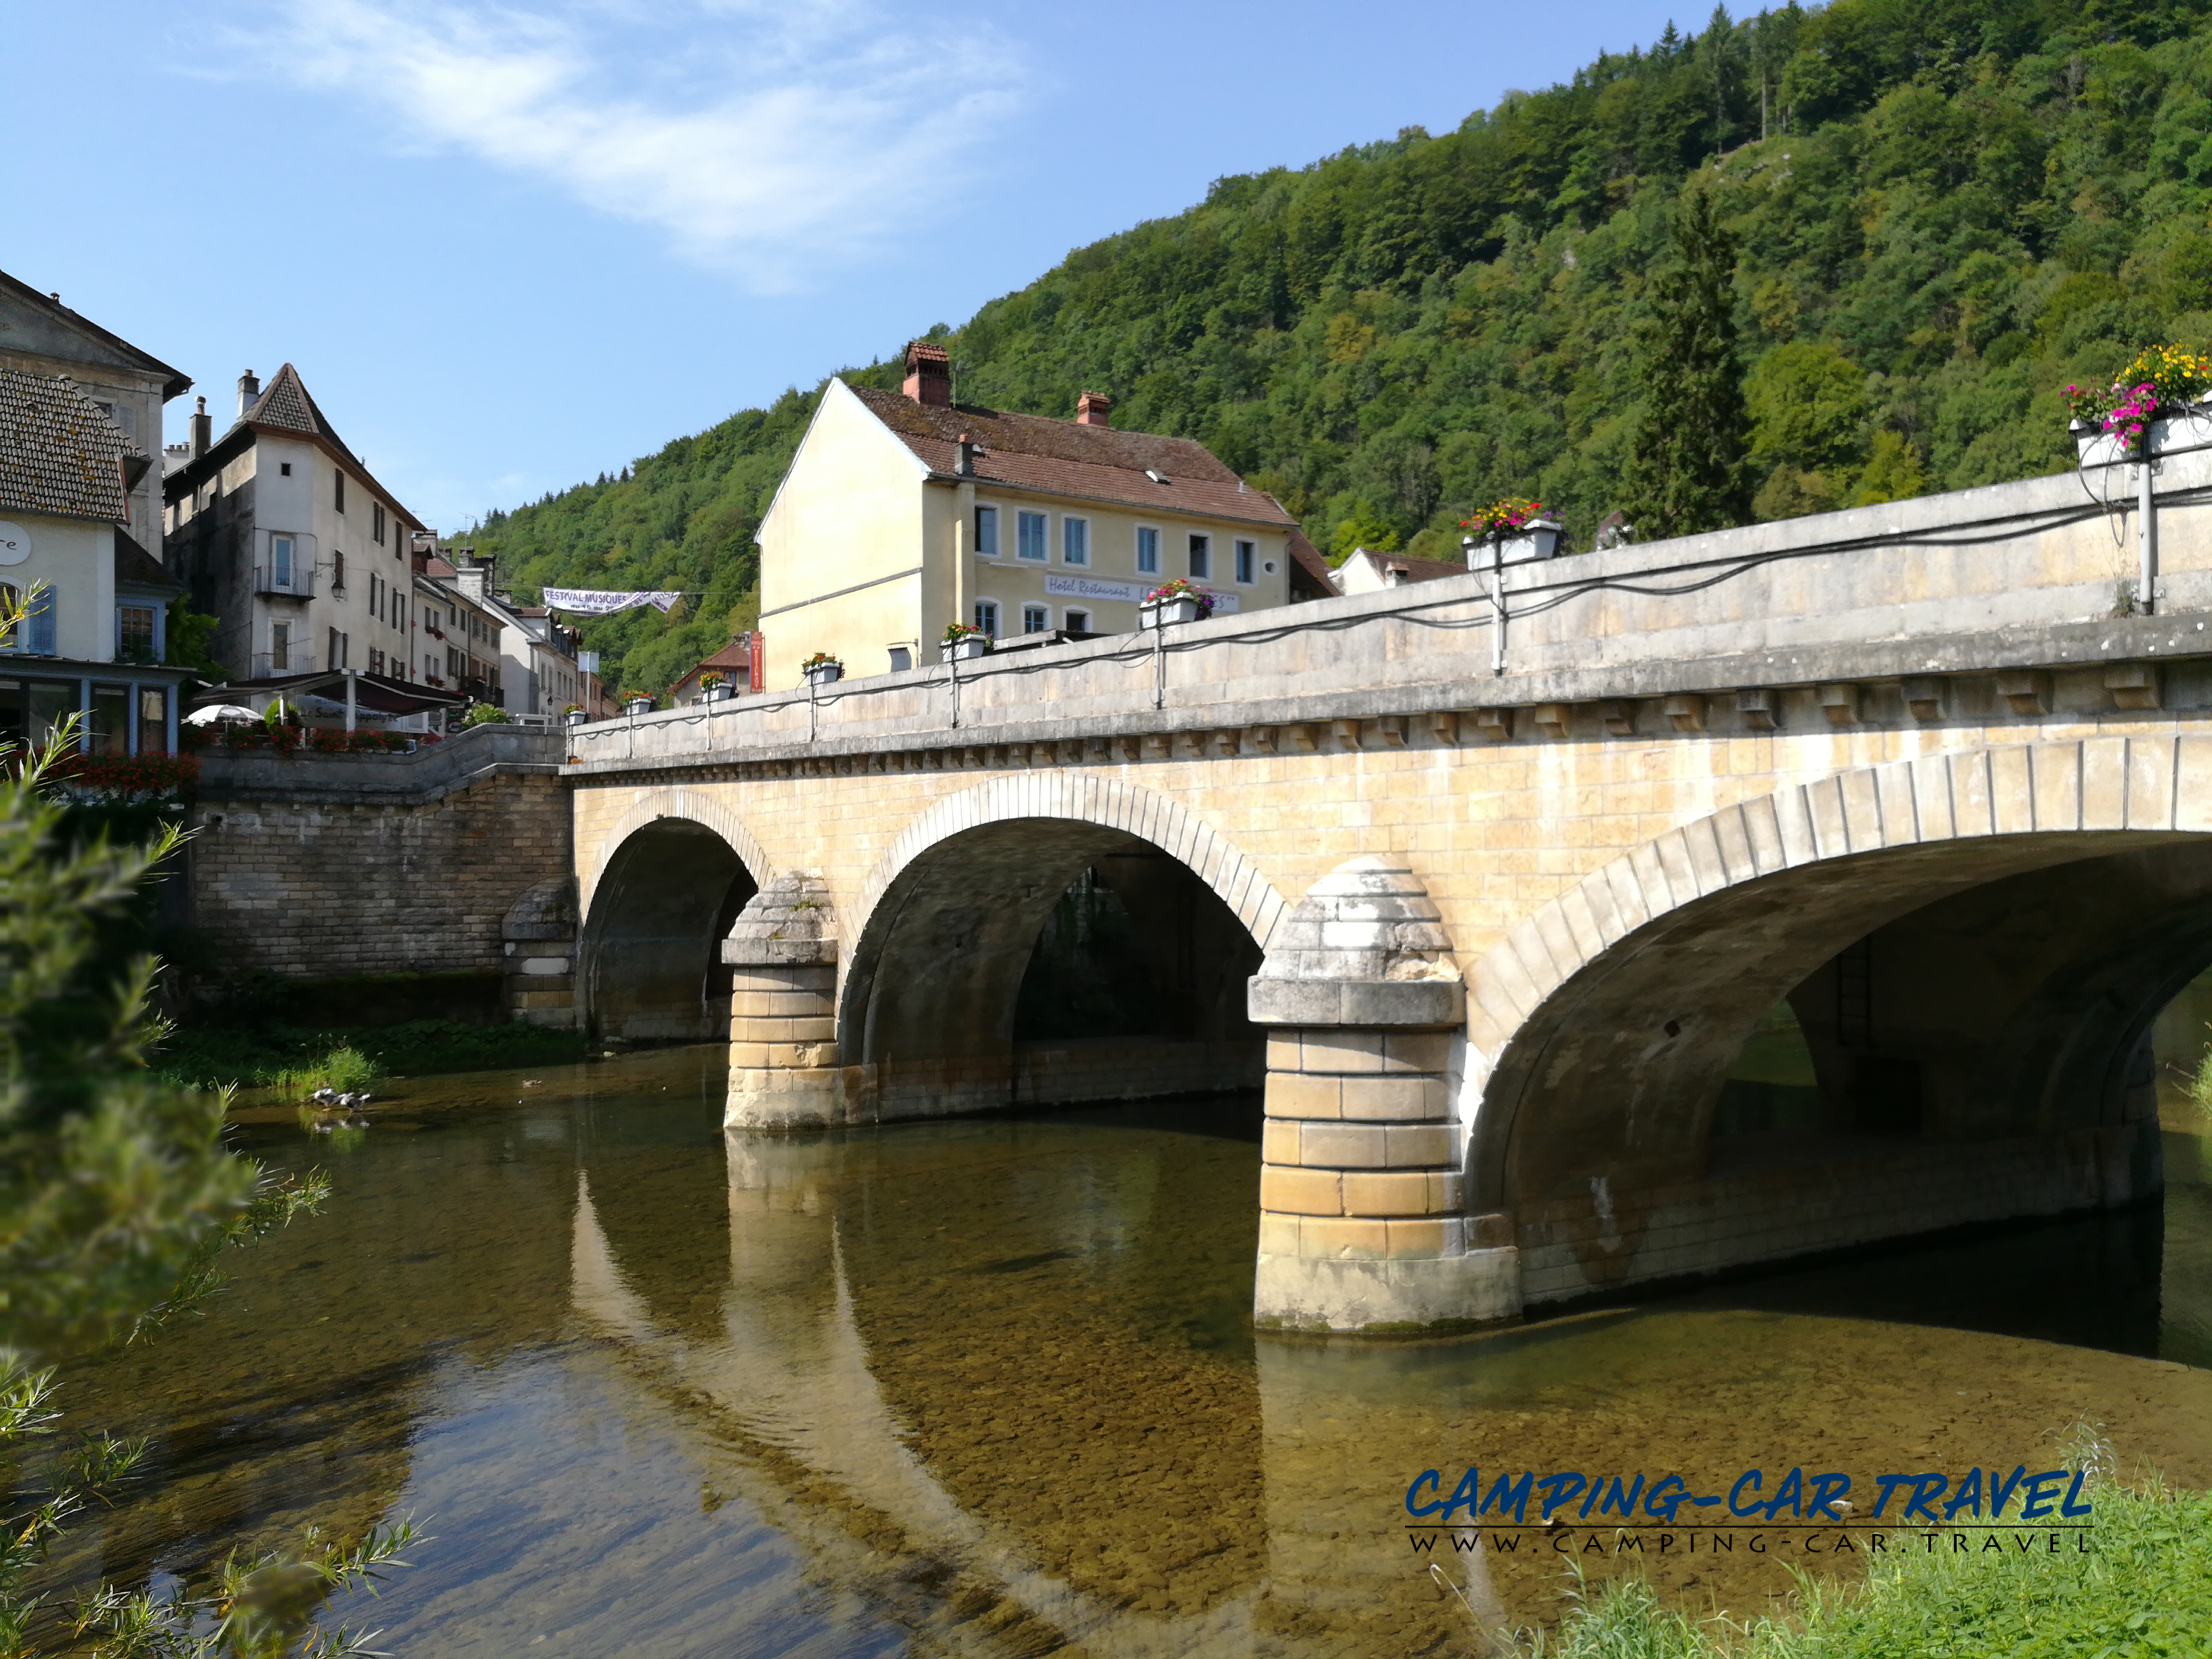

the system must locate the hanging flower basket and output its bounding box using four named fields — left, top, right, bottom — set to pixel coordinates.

left=943, top=623, right=991, bottom=661
left=1139, top=577, right=1214, bottom=629
left=800, top=652, right=844, bottom=686
left=2070, top=347, right=2212, bottom=467
left=1460, top=497, right=1563, bottom=566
